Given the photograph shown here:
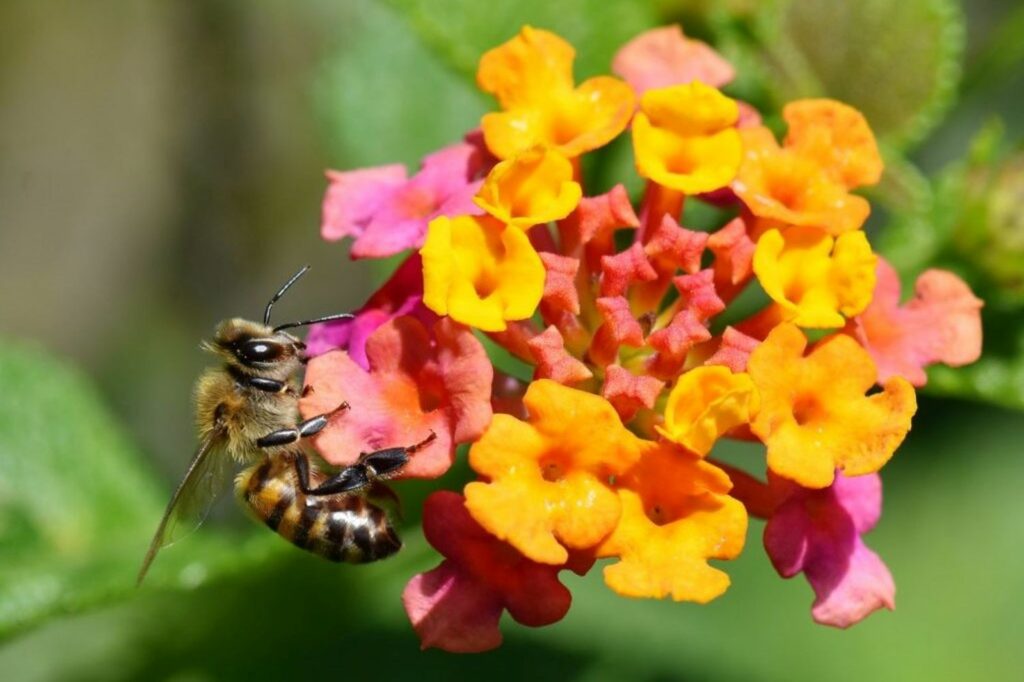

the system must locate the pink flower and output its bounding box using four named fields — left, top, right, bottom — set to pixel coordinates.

left=322, top=143, right=485, bottom=259
left=305, top=253, right=435, bottom=365
left=851, top=258, right=983, bottom=386
left=764, top=471, right=895, bottom=628
left=402, top=491, right=573, bottom=653
left=300, top=316, right=493, bottom=479
left=612, top=25, right=735, bottom=97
